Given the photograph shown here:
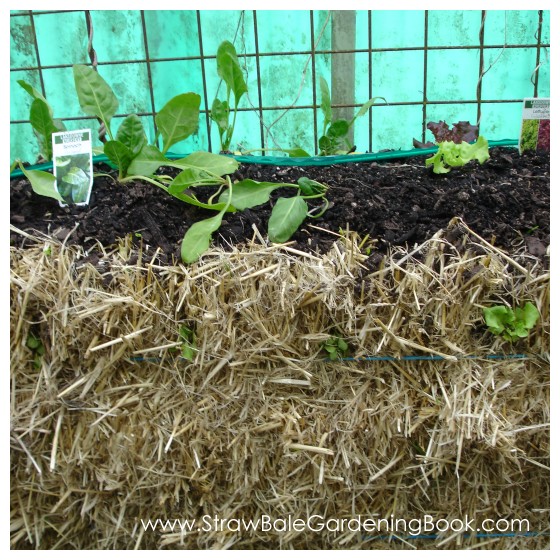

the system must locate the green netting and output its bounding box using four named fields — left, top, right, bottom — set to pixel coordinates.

left=10, top=10, right=550, bottom=164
